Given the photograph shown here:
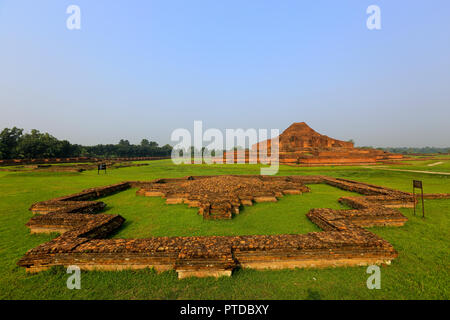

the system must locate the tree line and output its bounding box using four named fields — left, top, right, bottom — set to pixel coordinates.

left=378, top=147, right=450, bottom=155
left=1, top=127, right=448, bottom=160
left=354, top=145, right=450, bottom=155
left=0, top=127, right=172, bottom=159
